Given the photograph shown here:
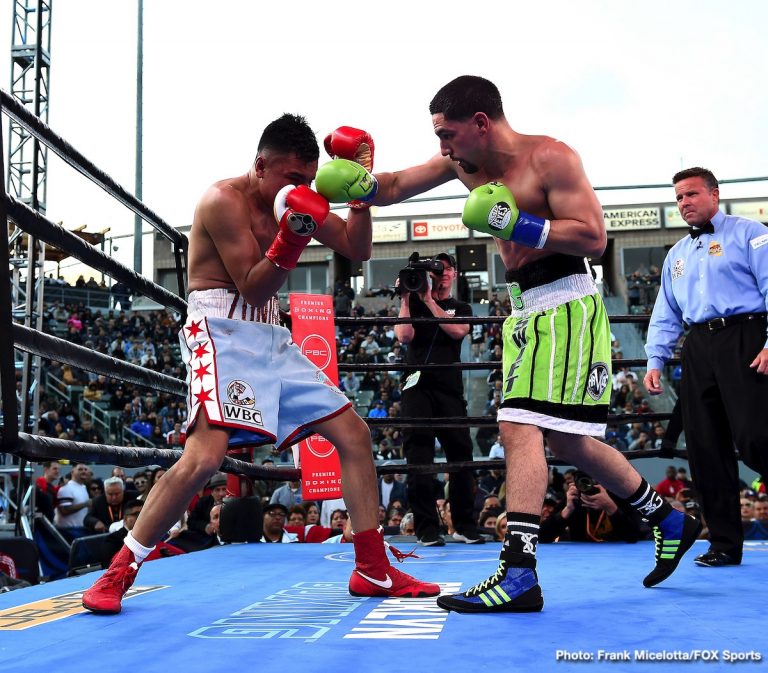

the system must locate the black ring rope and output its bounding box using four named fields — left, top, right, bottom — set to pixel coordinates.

left=366, top=412, right=671, bottom=428
left=15, top=432, right=300, bottom=481
left=3, top=308, right=674, bottom=473
left=5, top=194, right=187, bottom=314
left=340, top=358, right=677, bottom=372
left=12, top=313, right=671, bottom=421
left=336, top=314, right=654, bottom=325
left=12, top=323, right=186, bottom=397
left=373, top=450, right=690, bottom=476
